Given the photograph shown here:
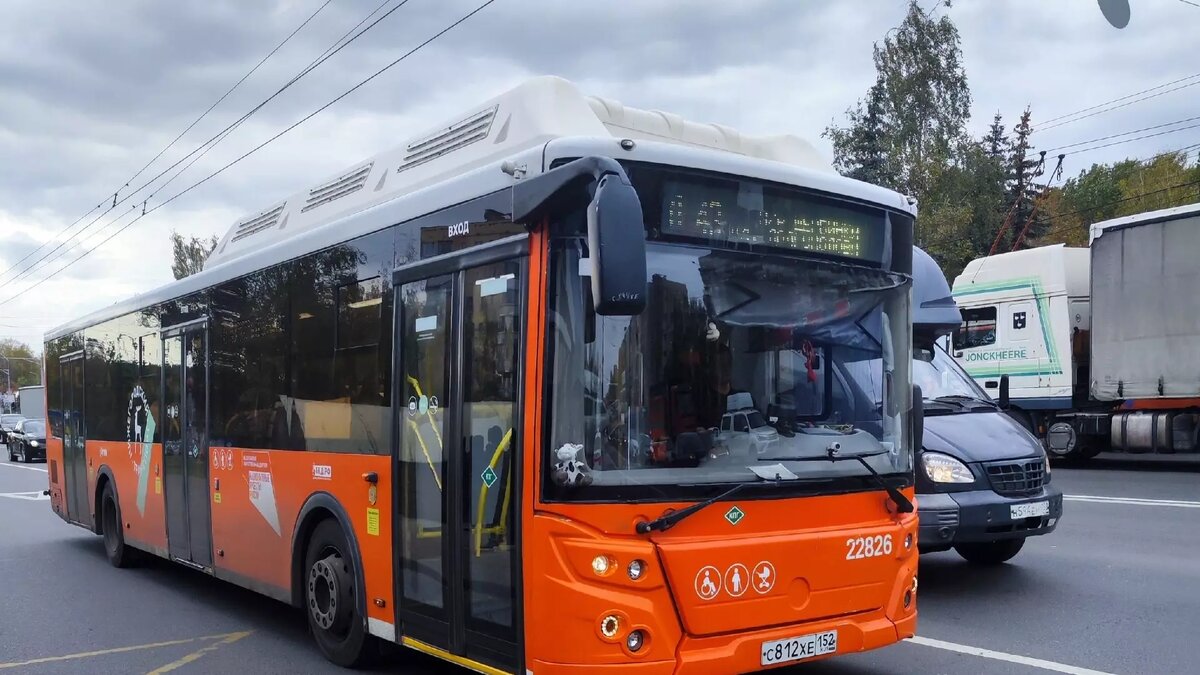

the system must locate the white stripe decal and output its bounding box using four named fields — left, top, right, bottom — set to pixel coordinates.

left=1065, top=494, right=1200, bottom=509
left=908, top=636, right=1116, bottom=675
left=367, top=618, right=396, bottom=642
left=0, top=462, right=48, bottom=473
